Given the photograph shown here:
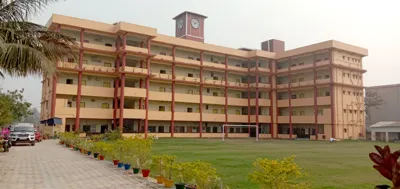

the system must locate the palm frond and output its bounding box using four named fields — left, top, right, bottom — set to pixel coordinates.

left=0, top=0, right=61, bottom=23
